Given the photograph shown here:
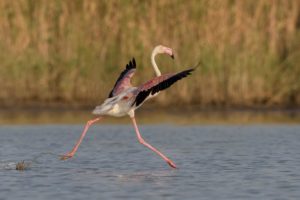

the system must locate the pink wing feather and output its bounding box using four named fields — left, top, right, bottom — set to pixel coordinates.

left=133, top=68, right=195, bottom=106
left=108, top=58, right=136, bottom=98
